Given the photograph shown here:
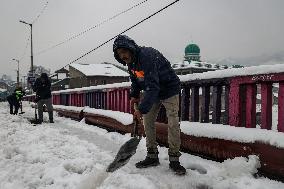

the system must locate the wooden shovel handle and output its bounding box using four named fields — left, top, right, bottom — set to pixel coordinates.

left=134, top=103, right=139, bottom=111
left=133, top=103, right=140, bottom=137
